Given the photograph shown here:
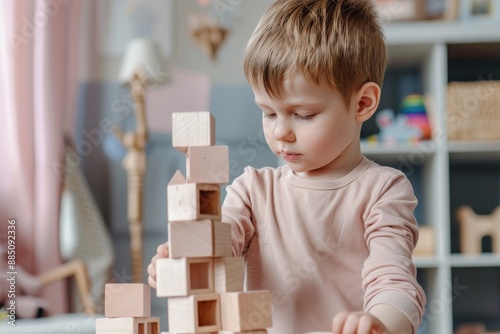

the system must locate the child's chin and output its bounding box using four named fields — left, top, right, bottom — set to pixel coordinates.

left=287, top=163, right=309, bottom=174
